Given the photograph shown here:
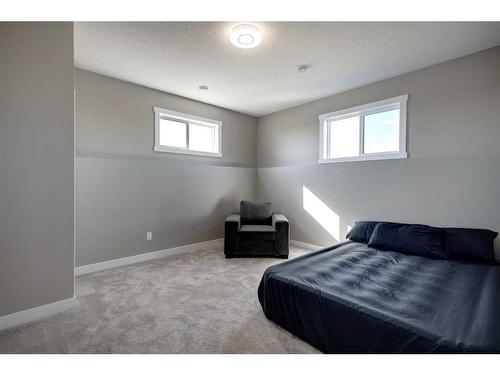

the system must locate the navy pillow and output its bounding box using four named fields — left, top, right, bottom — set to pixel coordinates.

left=368, top=222, right=448, bottom=260
left=346, top=221, right=382, bottom=243
left=444, top=228, right=498, bottom=264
